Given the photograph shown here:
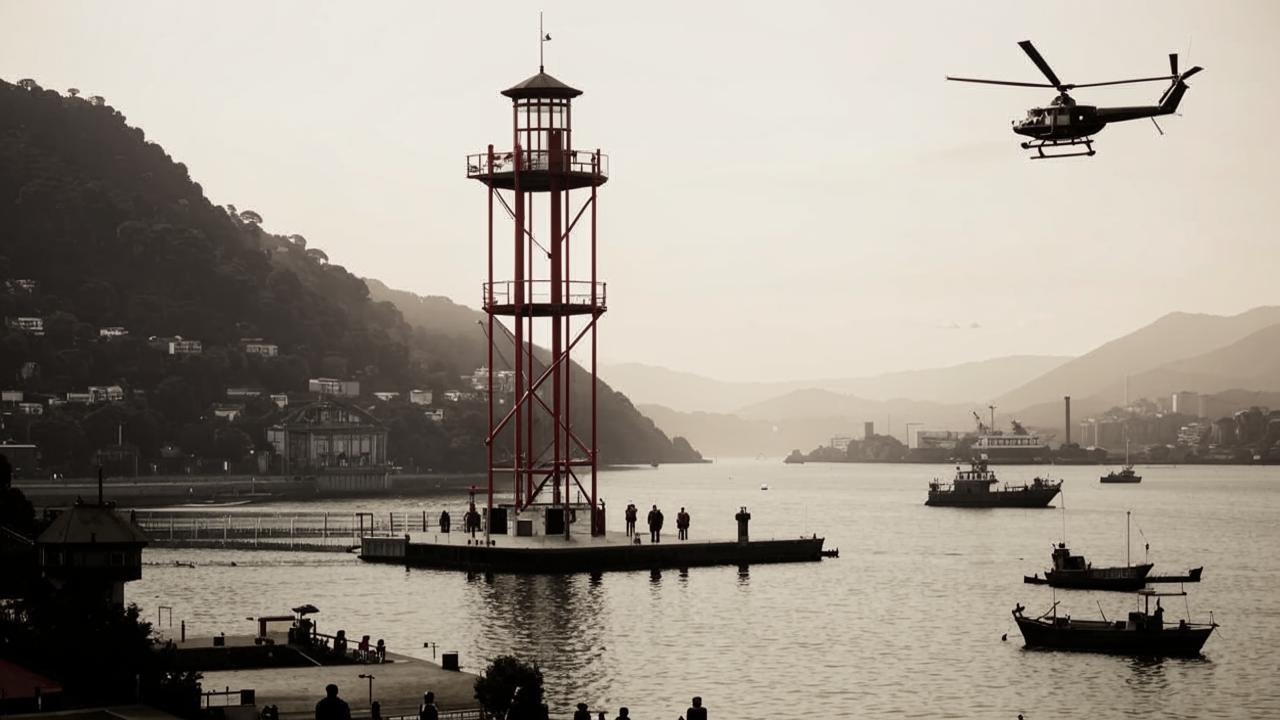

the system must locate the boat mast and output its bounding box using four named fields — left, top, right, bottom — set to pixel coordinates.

left=1126, top=511, right=1131, bottom=567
